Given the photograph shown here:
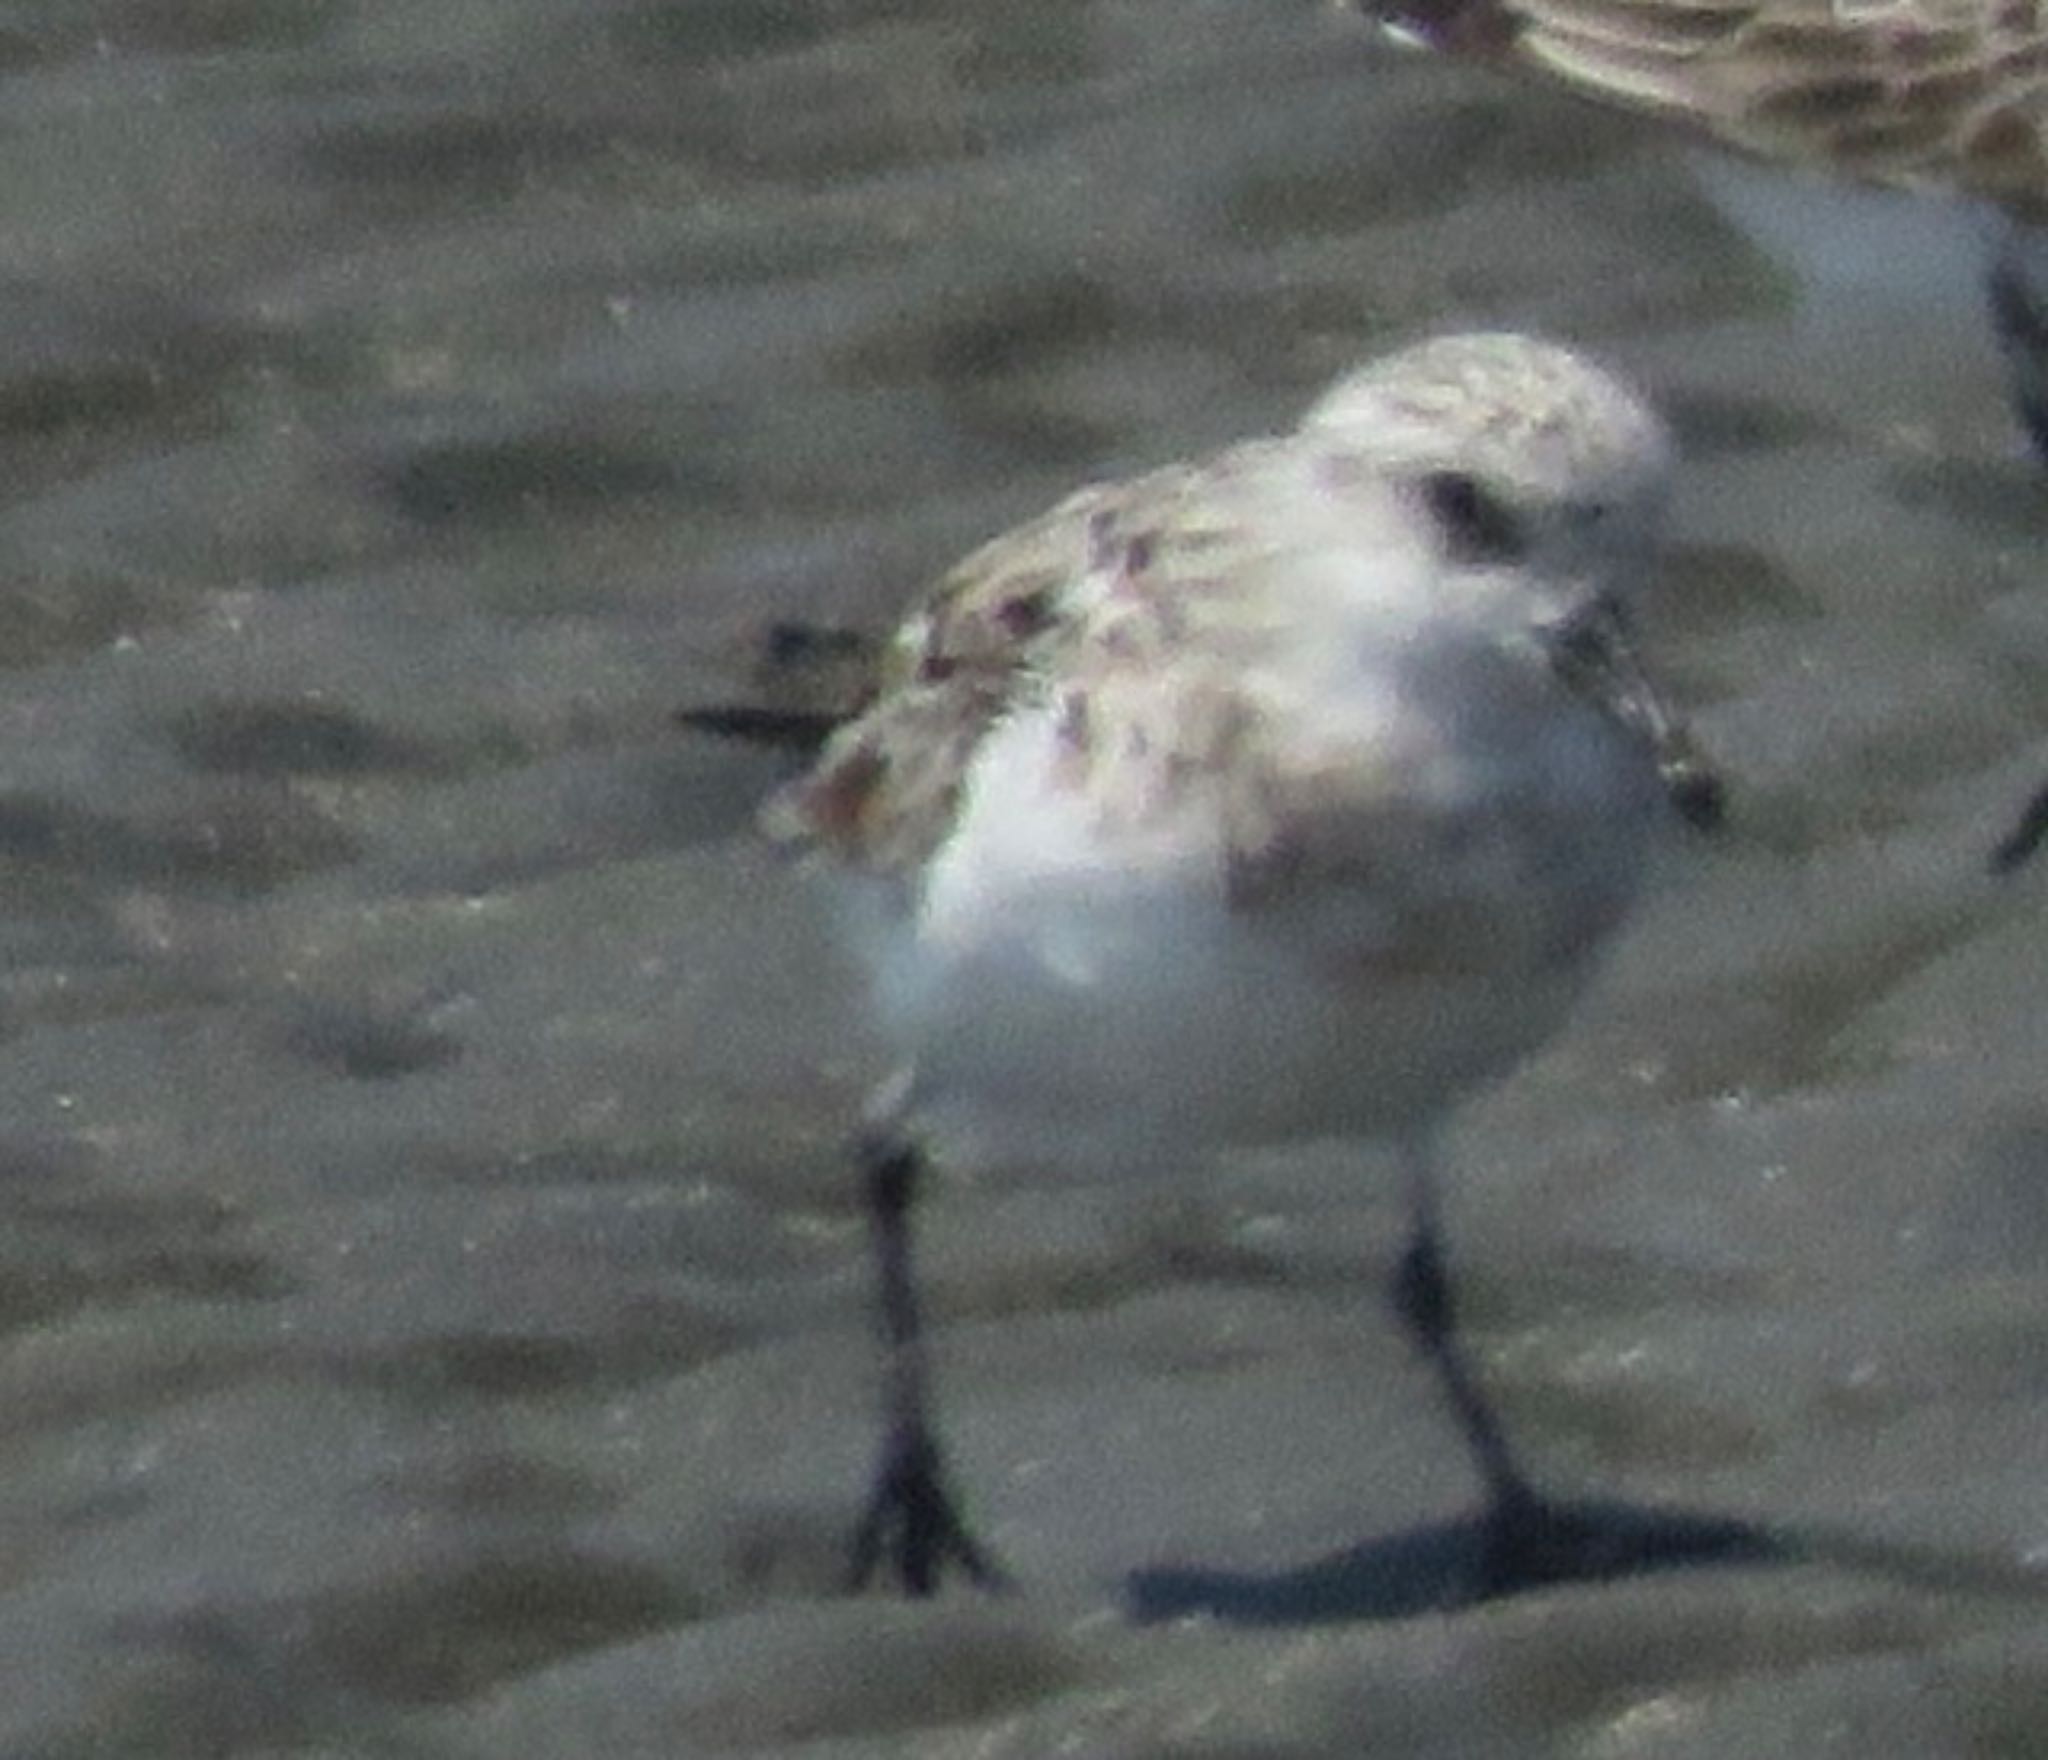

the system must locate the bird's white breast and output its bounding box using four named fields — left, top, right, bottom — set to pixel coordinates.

left=879, top=607, right=1660, bottom=1181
